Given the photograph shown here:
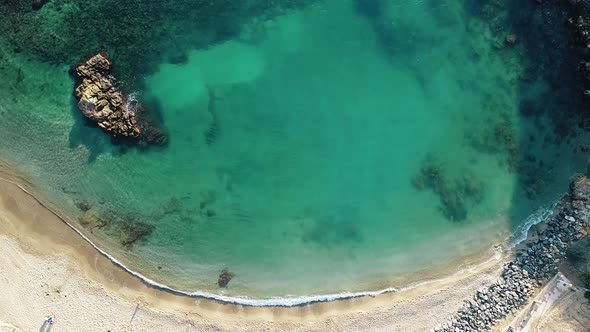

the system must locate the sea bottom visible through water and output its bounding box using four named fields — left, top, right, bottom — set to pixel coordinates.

left=0, top=0, right=588, bottom=300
